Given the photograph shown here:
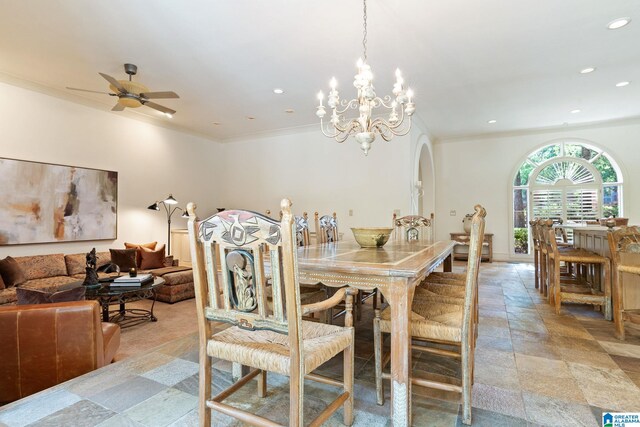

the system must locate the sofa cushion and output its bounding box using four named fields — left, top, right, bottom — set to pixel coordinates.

left=65, top=252, right=111, bottom=276
left=0, top=287, right=18, bottom=305
left=14, top=254, right=67, bottom=280
left=19, top=276, right=81, bottom=293
left=0, top=256, right=27, bottom=287
left=124, top=241, right=157, bottom=267
left=0, top=274, right=5, bottom=290
left=110, top=249, right=137, bottom=271
left=16, top=286, right=86, bottom=305
left=140, top=244, right=166, bottom=270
